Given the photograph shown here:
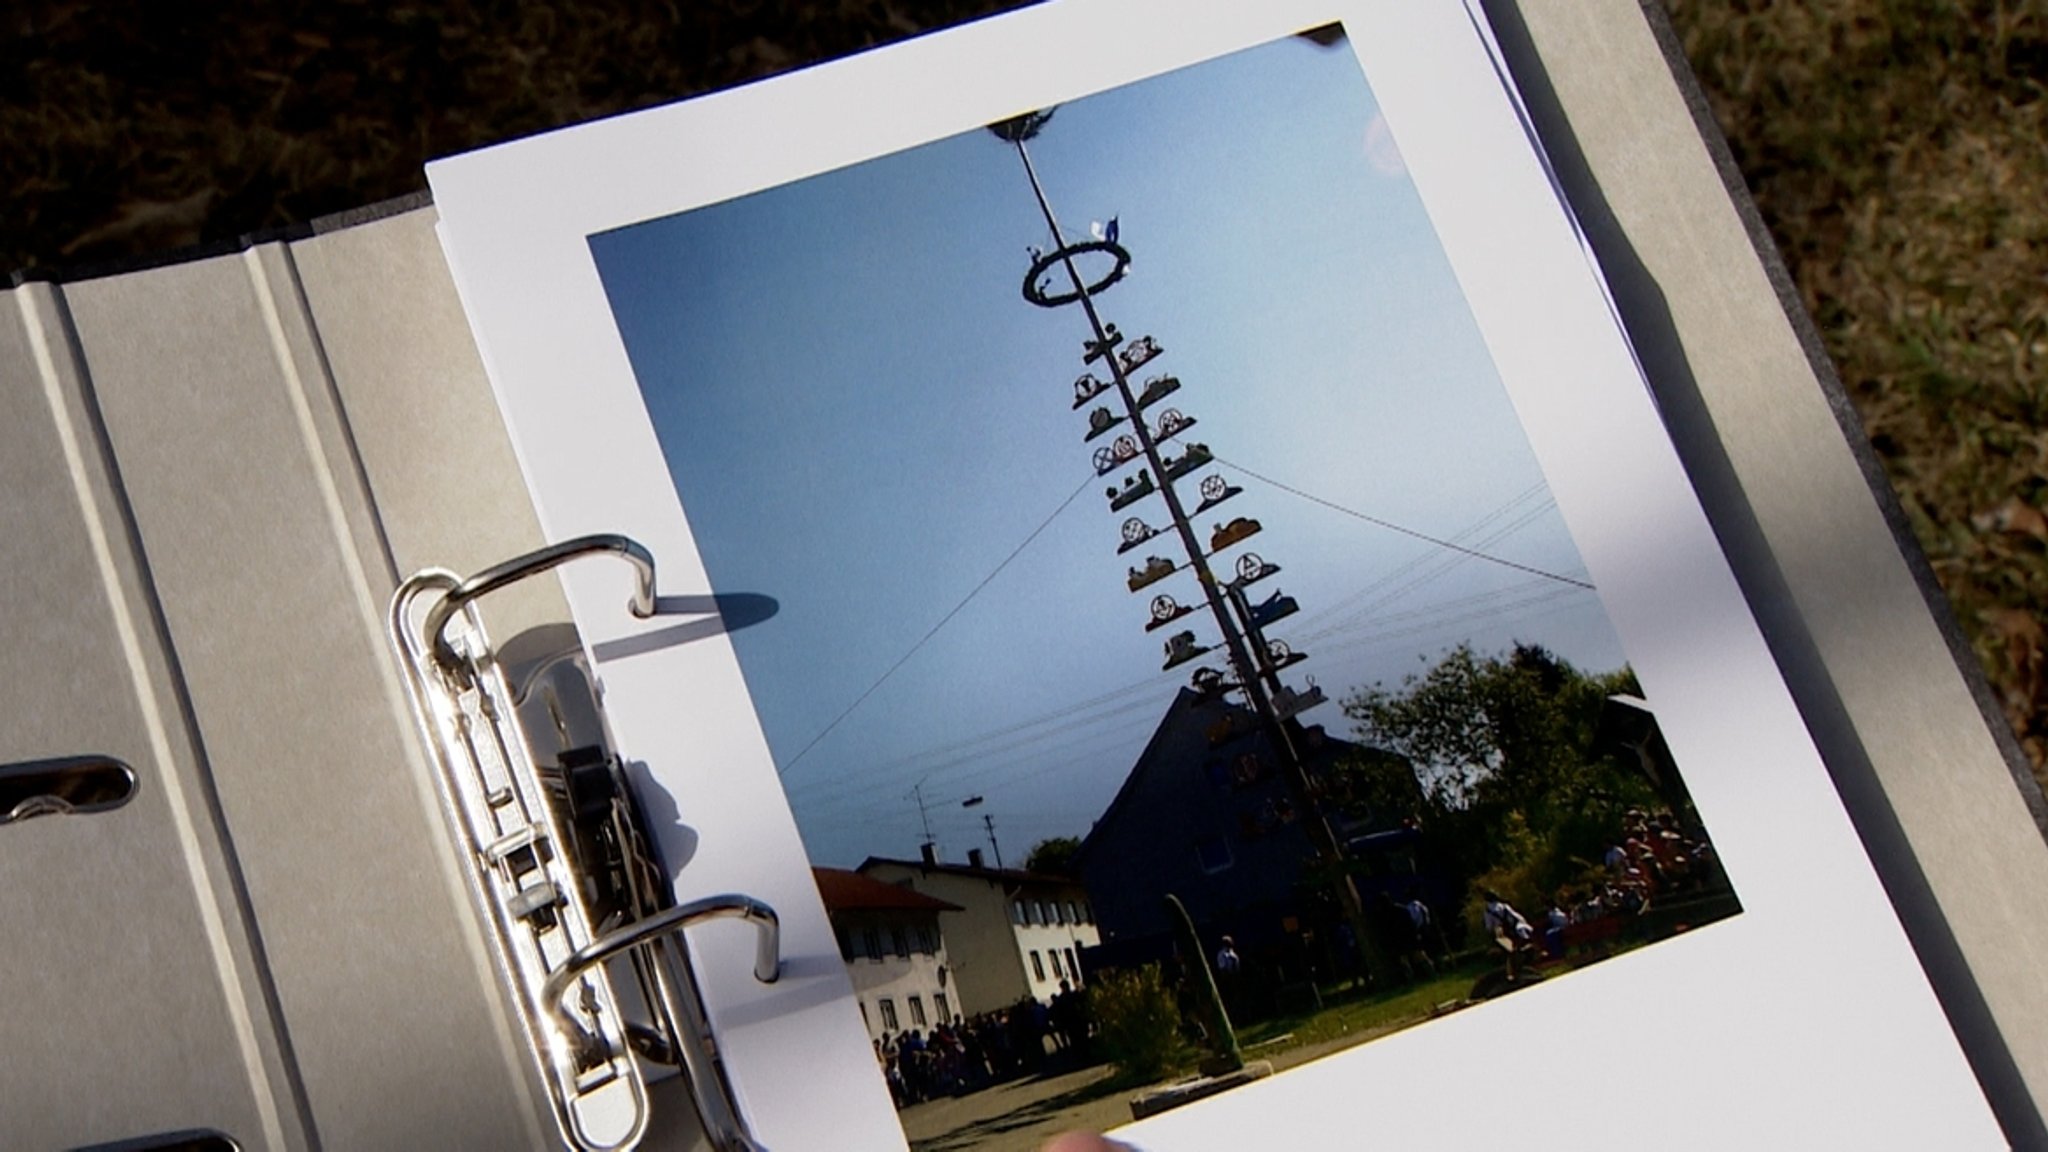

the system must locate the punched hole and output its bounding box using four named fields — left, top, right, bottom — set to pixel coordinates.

left=0, top=755, right=138, bottom=825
